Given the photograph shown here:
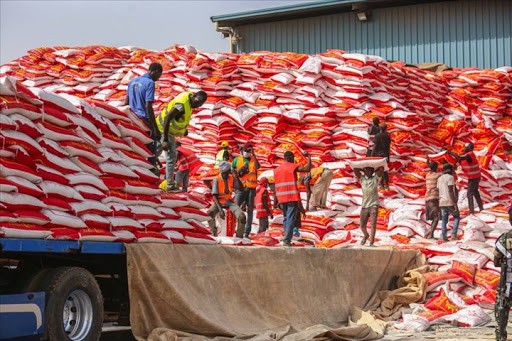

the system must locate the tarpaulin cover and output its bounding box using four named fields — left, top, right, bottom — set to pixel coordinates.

left=126, top=244, right=424, bottom=340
